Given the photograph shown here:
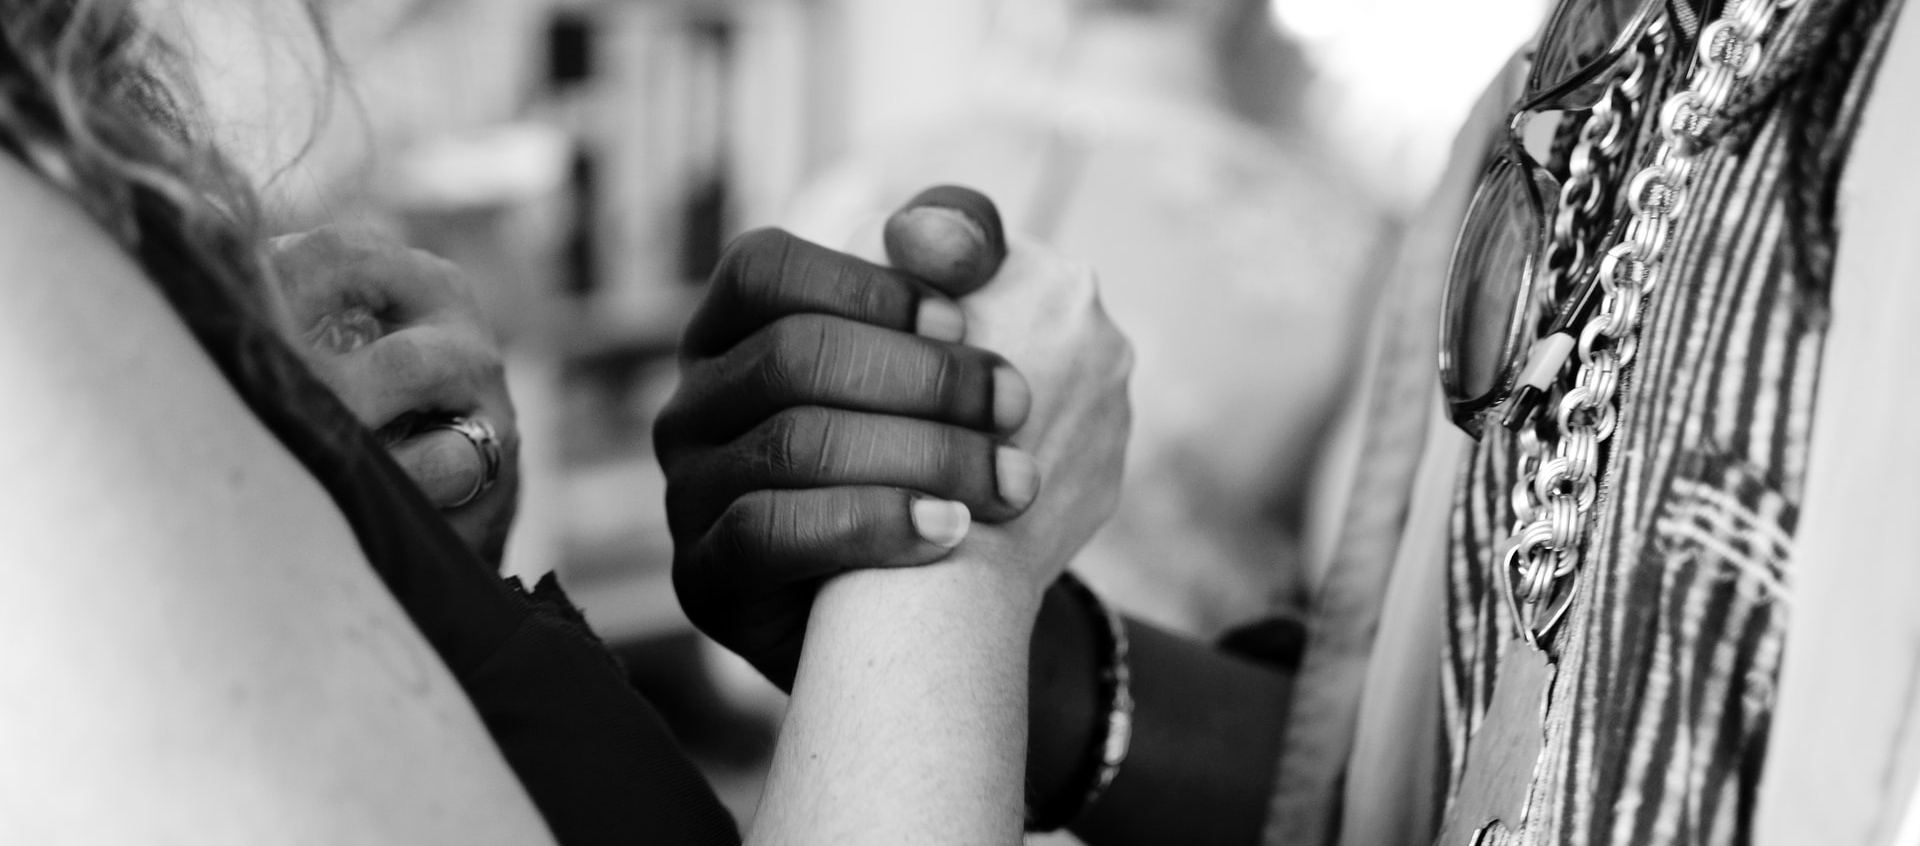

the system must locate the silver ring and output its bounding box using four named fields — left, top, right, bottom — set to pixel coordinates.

left=433, top=416, right=501, bottom=509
